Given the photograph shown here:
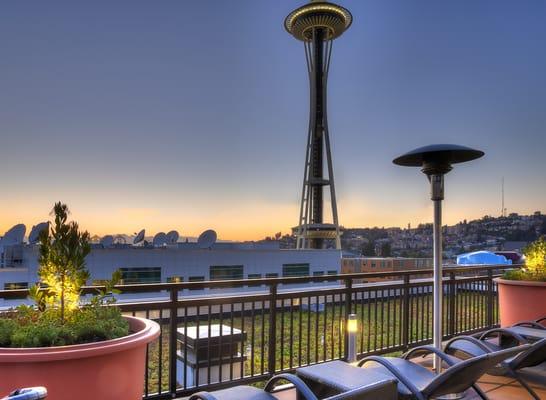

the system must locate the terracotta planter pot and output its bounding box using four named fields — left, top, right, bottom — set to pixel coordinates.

left=0, top=316, right=160, bottom=400
left=496, top=278, right=546, bottom=327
